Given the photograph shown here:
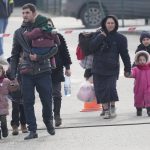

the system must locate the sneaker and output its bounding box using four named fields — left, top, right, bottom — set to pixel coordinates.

left=110, top=106, right=117, bottom=118
left=24, top=131, right=38, bottom=140
left=12, top=125, right=19, bottom=135
left=103, top=110, right=111, bottom=119
left=21, top=124, right=28, bottom=133
left=44, top=120, right=55, bottom=135
left=54, top=115, right=62, bottom=127
left=0, top=55, right=8, bottom=65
